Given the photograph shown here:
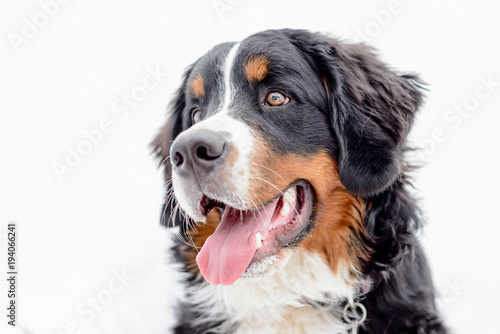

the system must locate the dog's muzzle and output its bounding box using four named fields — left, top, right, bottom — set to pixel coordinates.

left=170, top=129, right=227, bottom=179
